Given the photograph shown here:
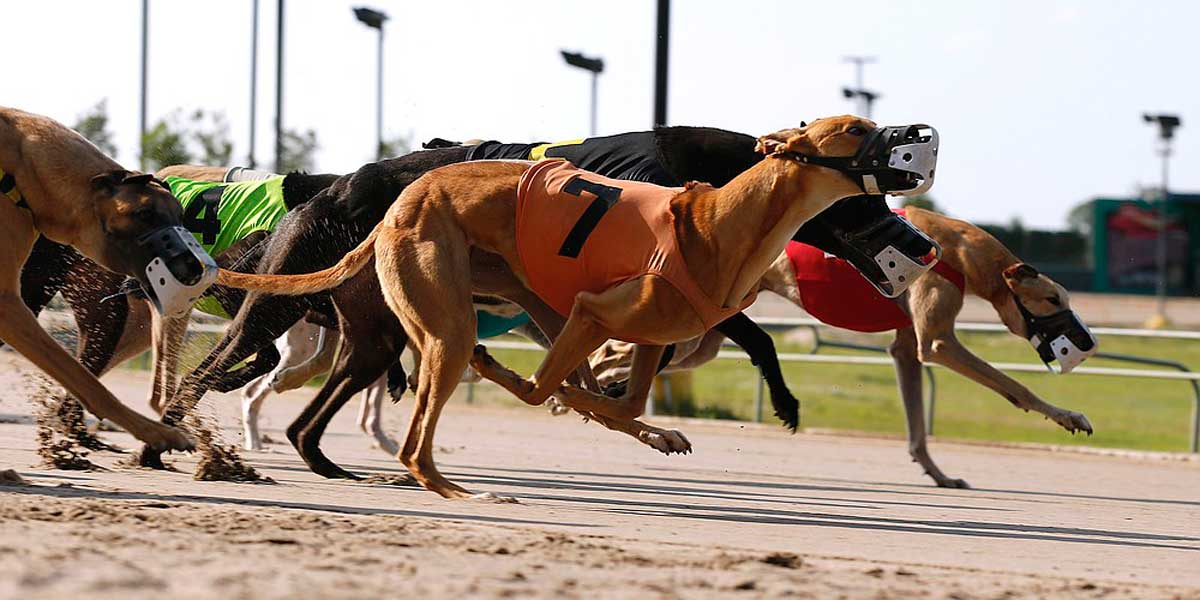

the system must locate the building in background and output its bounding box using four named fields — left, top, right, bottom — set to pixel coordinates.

left=1090, top=194, right=1200, bottom=296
